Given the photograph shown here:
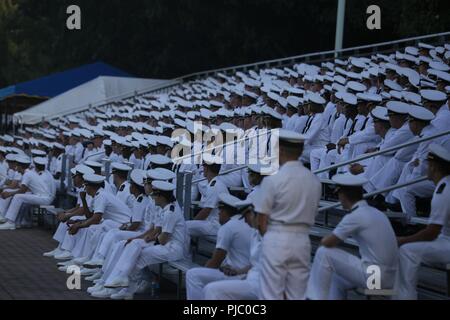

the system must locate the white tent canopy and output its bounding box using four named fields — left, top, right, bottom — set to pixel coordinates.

left=14, top=76, right=172, bottom=124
